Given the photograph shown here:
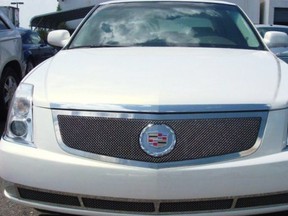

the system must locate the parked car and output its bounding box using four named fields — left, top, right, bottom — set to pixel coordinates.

left=256, top=24, right=288, bottom=37
left=0, top=11, right=25, bottom=119
left=17, top=28, right=57, bottom=73
left=256, top=24, right=288, bottom=63
left=273, top=49, right=288, bottom=63
left=2, top=1, right=288, bottom=215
